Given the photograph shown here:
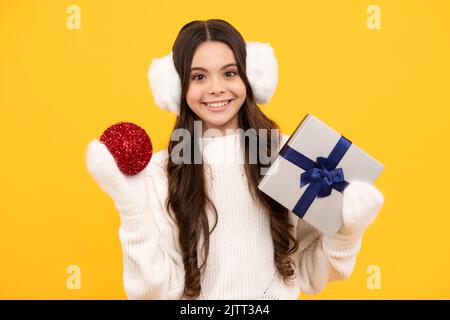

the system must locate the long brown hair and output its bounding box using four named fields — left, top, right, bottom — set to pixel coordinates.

left=165, top=19, right=298, bottom=299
